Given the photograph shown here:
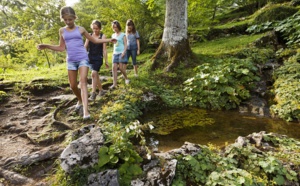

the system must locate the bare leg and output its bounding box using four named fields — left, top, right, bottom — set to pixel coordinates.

left=78, top=66, right=89, bottom=117
left=91, top=70, right=102, bottom=92
left=112, top=63, right=118, bottom=87
left=119, top=63, right=128, bottom=79
left=134, top=65, right=138, bottom=76
left=68, top=70, right=82, bottom=103
left=123, top=63, right=127, bottom=77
